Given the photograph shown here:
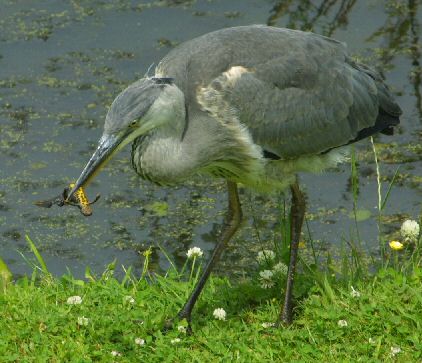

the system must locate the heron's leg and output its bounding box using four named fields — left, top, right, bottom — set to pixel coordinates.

left=279, top=180, right=305, bottom=325
left=176, top=181, right=242, bottom=328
